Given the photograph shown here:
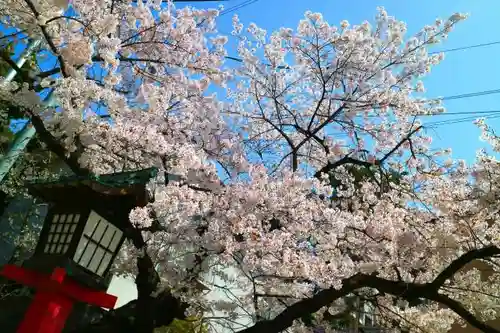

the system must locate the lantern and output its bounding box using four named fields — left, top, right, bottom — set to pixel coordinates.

left=23, top=167, right=158, bottom=290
